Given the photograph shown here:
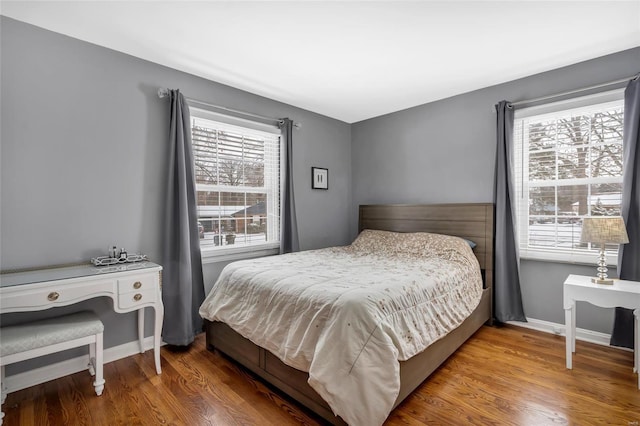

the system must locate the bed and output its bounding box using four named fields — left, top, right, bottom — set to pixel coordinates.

left=201, top=203, right=494, bottom=425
